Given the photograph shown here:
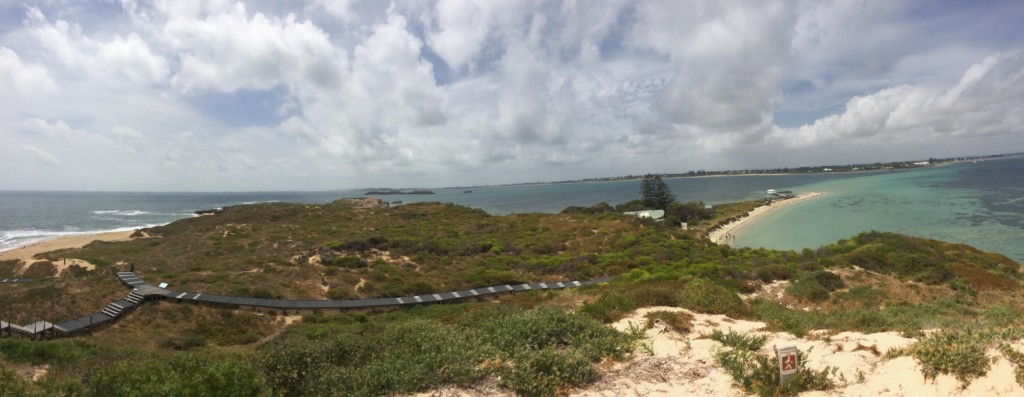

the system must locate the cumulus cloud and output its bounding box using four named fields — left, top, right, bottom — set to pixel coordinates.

left=772, top=52, right=1024, bottom=149
left=1, top=0, right=1022, bottom=190
left=633, top=1, right=795, bottom=143
left=0, top=47, right=56, bottom=94
left=22, top=6, right=168, bottom=85
left=161, top=3, right=343, bottom=92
